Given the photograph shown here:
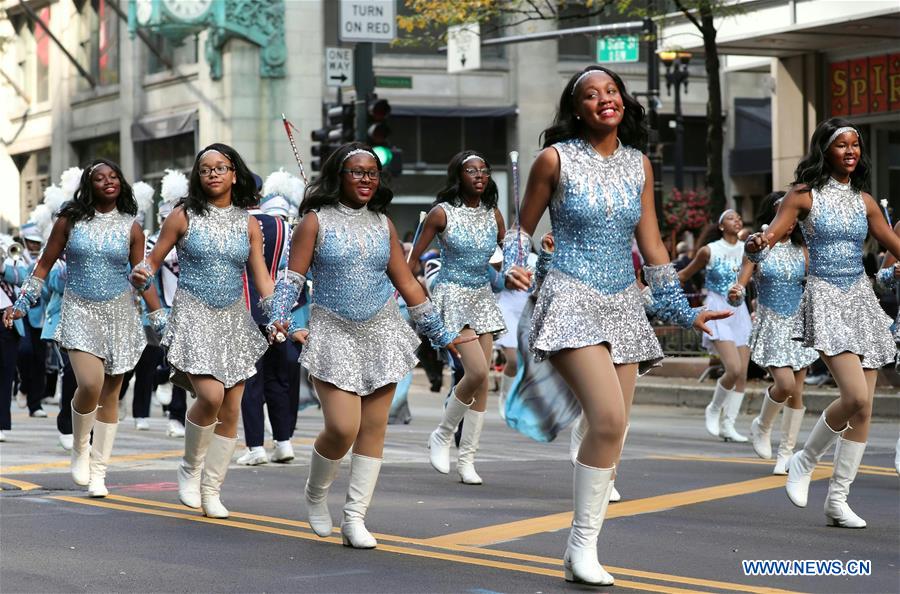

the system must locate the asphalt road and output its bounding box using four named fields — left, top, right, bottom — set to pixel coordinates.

left=1, top=372, right=898, bottom=594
